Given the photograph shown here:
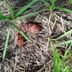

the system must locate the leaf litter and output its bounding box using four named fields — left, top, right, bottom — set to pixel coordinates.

left=0, top=0, right=72, bottom=72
